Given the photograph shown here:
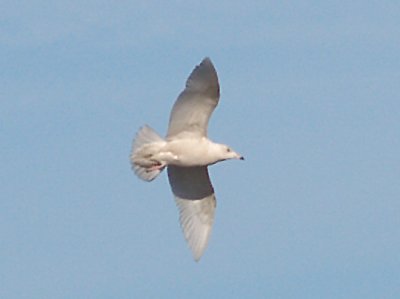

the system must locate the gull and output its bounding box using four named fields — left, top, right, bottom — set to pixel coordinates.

left=130, top=58, right=244, bottom=261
